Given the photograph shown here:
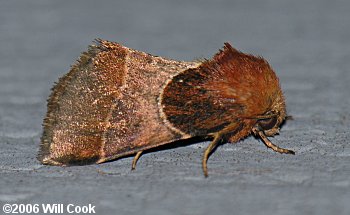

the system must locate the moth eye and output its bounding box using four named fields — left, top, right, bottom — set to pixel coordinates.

left=258, top=116, right=278, bottom=130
